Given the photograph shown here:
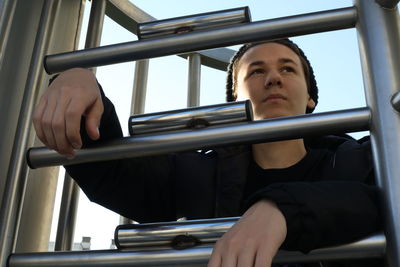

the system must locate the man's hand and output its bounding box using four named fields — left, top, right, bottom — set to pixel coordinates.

left=33, top=68, right=103, bottom=157
left=208, top=200, right=287, bottom=267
